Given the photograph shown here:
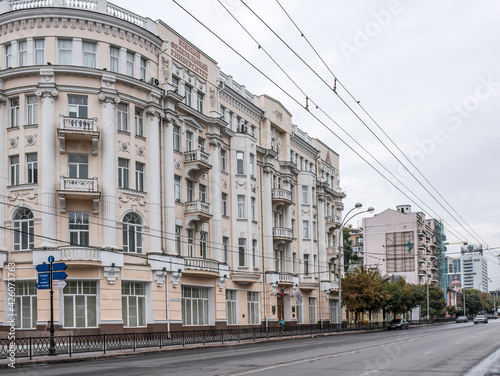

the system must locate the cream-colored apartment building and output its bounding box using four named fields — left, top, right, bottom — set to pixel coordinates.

left=0, top=0, right=345, bottom=335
